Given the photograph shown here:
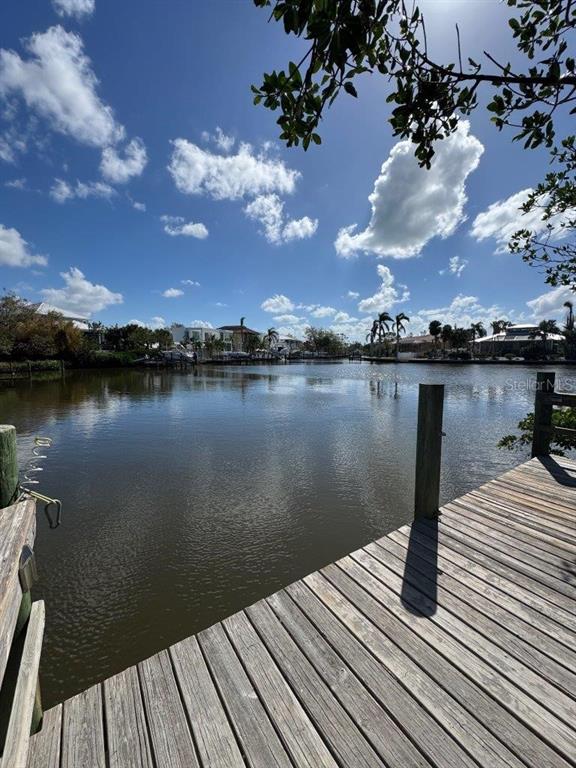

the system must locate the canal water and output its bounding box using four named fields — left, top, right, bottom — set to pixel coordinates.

left=1, top=361, right=574, bottom=706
